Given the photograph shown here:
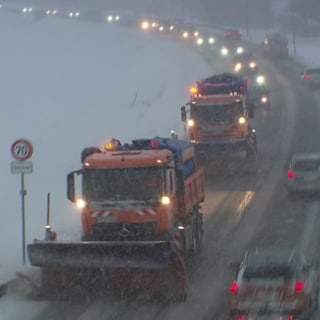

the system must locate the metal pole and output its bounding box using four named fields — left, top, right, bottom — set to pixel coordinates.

left=20, top=173, right=26, bottom=265
left=245, top=0, right=249, bottom=37
left=292, top=0, right=296, bottom=55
